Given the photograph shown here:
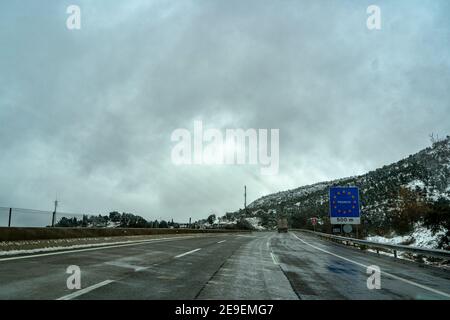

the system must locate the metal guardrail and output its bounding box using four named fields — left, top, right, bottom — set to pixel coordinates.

left=294, top=229, right=450, bottom=260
